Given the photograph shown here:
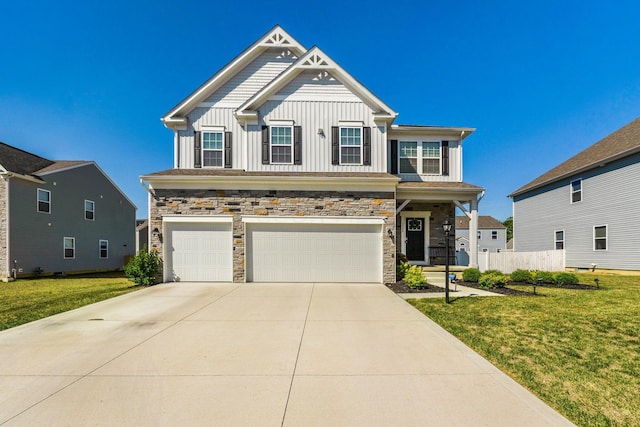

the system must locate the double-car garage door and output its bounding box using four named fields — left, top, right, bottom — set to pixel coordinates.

left=164, top=217, right=383, bottom=283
